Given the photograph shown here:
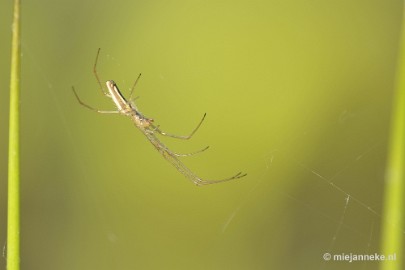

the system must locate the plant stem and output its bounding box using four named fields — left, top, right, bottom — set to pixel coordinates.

left=380, top=4, right=405, bottom=270
left=7, top=0, right=21, bottom=269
